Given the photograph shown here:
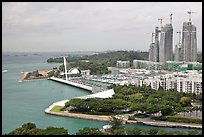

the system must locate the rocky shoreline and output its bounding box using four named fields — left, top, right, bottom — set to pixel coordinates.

left=45, top=111, right=112, bottom=122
